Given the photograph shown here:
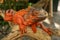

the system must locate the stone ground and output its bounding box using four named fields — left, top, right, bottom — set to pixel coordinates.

left=43, top=11, right=60, bottom=40
left=51, top=11, right=60, bottom=40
